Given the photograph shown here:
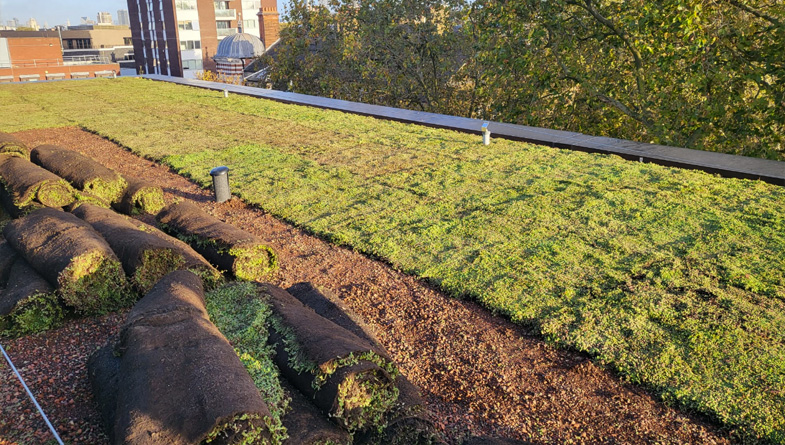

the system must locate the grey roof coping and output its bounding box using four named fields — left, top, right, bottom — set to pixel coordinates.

left=142, top=74, right=784, bottom=186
